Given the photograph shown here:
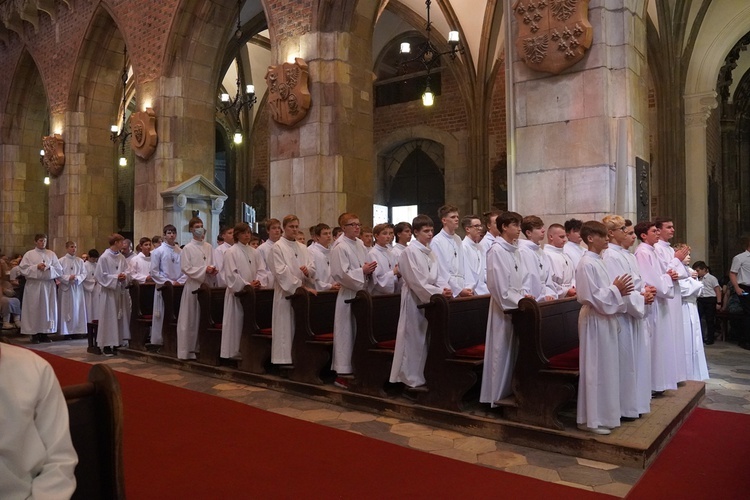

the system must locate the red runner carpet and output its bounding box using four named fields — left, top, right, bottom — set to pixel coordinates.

left=38, top=351, right=607, bottom=499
